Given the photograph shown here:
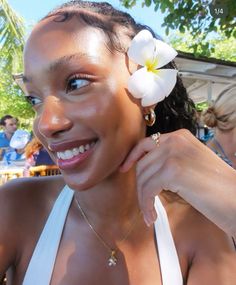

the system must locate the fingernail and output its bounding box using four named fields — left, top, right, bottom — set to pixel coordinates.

left=119, top=163, right=129, bottom=173
left=144, top=215, right=151, bottom=227
left=151, top=210, right=156, bottom=222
